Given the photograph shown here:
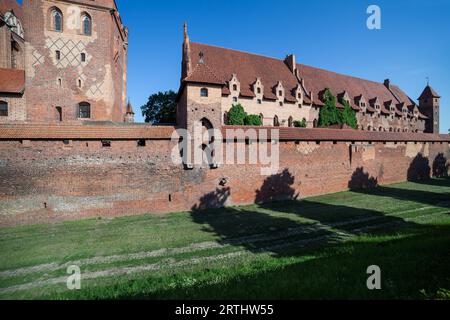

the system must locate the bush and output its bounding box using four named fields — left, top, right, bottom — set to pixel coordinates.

left=293, top=119, right=307, bottom=128
left=244, top=114, right=262, bottom=126
left=226, top=104, right=247, bottom=125
left=226, top=104, right=262, bottom=126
